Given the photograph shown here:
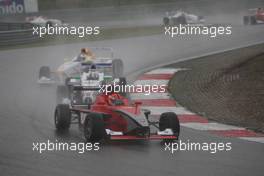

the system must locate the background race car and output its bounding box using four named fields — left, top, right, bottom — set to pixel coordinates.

left=243, top=8, right=264, bottom=25
left=25, top=16, right=68, bottom=27
left=163, top=10, right=205, bottom=25
left=38, top=47, right=125, bottom=105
